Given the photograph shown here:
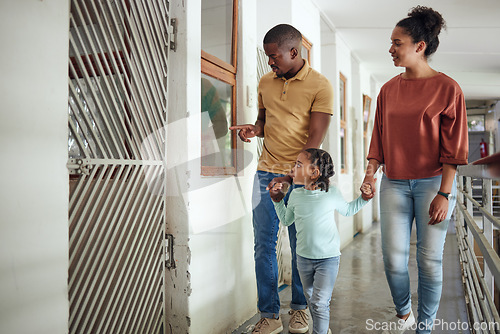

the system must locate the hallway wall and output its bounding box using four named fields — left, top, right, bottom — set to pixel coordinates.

left=257, top=0, right=321, bottom=69
left=0, top=1, right=69, bottom=334
left=166, top=1, right=260, bottom=333
left=189, top=0, right=259, bottom=329
left=320, top=20, right=379, bottom=249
